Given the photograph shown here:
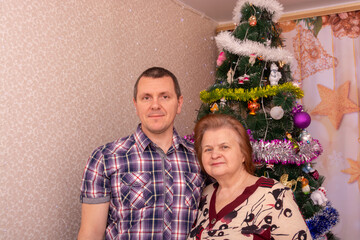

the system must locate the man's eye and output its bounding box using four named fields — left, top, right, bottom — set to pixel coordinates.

left=222, top=145, right=229, bottom=149
left=162, top=95, right=169, bottom=99
left=143, top=96, right=150, bottom=100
